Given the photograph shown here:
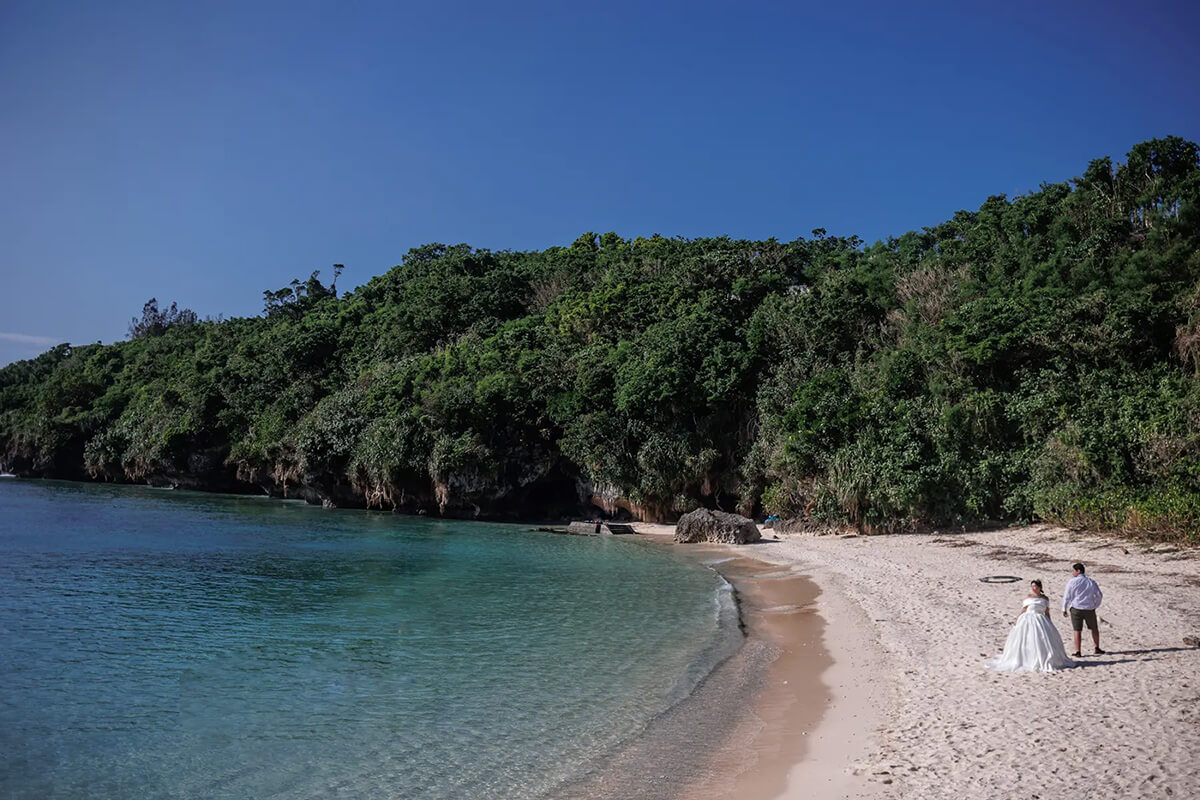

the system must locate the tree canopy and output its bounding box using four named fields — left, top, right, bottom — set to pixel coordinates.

left=4, top=138, right=1200, bottom=539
